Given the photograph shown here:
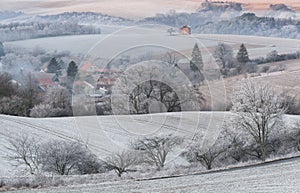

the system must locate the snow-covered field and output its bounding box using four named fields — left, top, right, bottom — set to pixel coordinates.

left=5, top=32, right=300, bottom=59
left=1, top=112, right=300, bottom=178
left=0, top=112, right=228, bottom=176
left=7, top=156, right=300, bottom=193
